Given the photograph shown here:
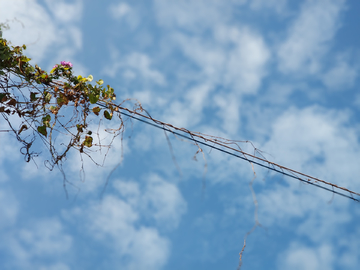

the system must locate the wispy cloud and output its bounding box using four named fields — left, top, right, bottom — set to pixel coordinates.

left=109, top=2, right=131, bottom=20
left=277, top=0, right=345, bottom=75
left=1, top=218, right=72, bottom=269
left=0, top=0, right=83, bottom=68
left=64, top=190, right=172, bottom=270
